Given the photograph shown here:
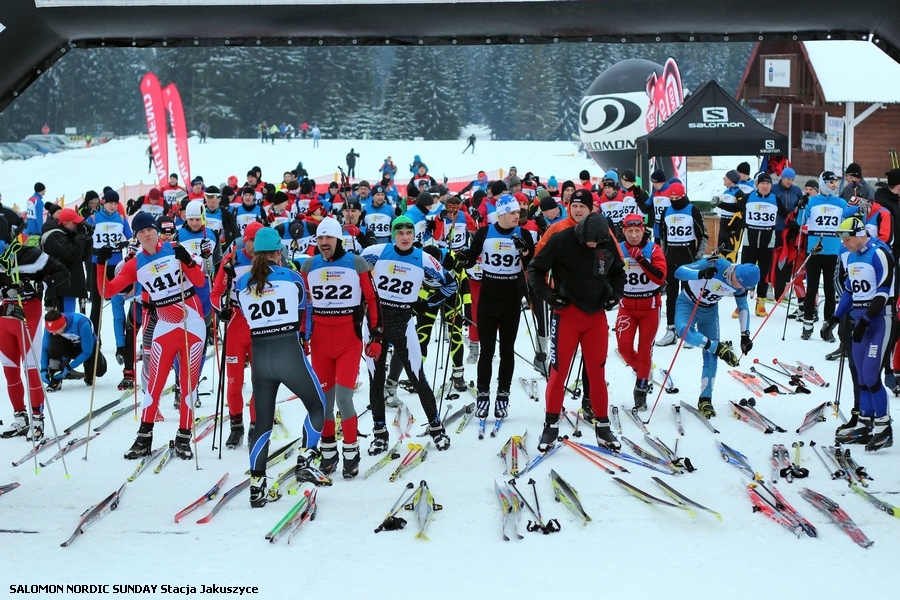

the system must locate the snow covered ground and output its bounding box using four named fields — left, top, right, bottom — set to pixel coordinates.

left=0, top=138, right=897, bottom=600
